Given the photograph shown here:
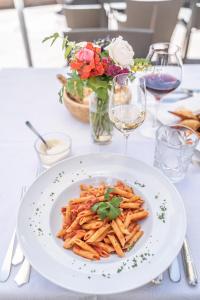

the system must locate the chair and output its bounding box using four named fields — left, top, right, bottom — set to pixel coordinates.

left=152, top=0, right=184, bottom=42
left=64, top=28, right=154, bottom=57
left=117, top=0, right=183, bottom=43
left=63, top=4, right=108, bottom=28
